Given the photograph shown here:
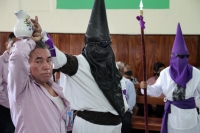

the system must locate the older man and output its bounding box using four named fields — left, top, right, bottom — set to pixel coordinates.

left=8, top=34, right=70, bottom=133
